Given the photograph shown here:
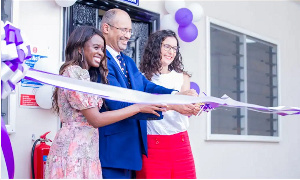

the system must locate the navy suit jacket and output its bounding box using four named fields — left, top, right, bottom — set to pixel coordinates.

left=98, top=50, right=174, bottom=171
